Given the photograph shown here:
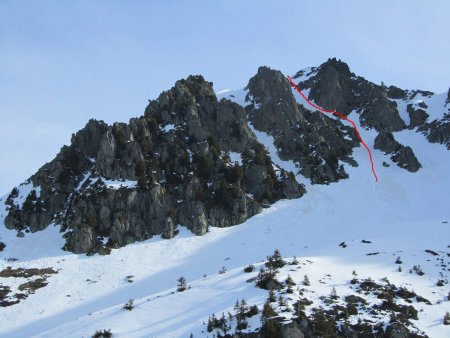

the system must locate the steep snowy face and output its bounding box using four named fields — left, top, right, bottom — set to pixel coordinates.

left=388, top=89, right=450, bottom=149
